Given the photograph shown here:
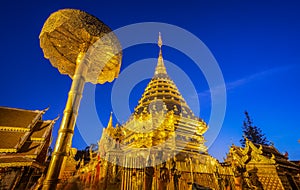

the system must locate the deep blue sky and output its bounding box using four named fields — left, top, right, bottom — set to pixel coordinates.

left=1, top=0, right=299, bottom=161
